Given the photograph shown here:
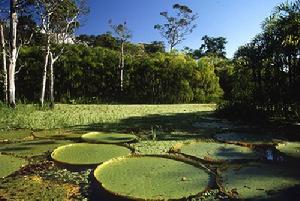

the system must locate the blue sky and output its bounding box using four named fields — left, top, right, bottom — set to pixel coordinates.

left=77, top=0, right=285, bottom=57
